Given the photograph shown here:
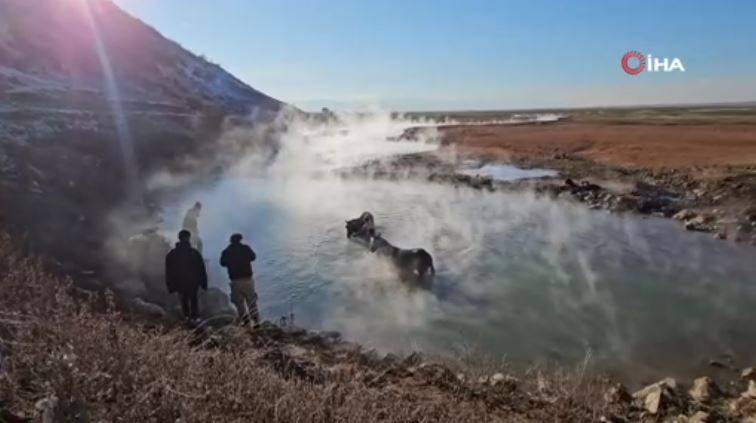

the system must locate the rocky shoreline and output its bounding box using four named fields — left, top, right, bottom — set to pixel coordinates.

left=339, top=148, right=756, bottom=247
left=189, top=315, right=756, bottom=422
